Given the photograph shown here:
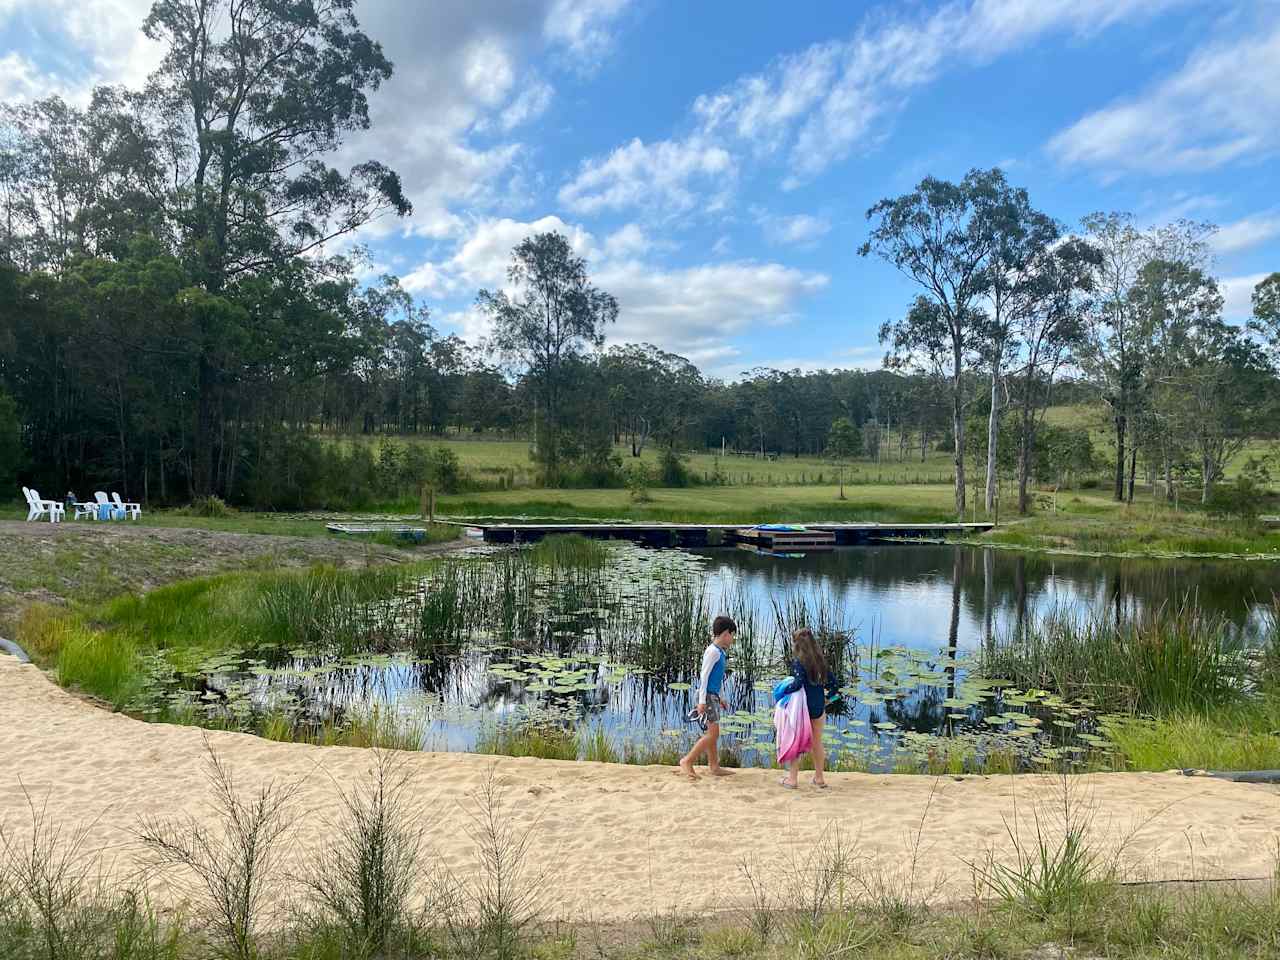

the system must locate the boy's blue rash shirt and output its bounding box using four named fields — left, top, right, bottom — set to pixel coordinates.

left=697, top=642, right=727, bottom=704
